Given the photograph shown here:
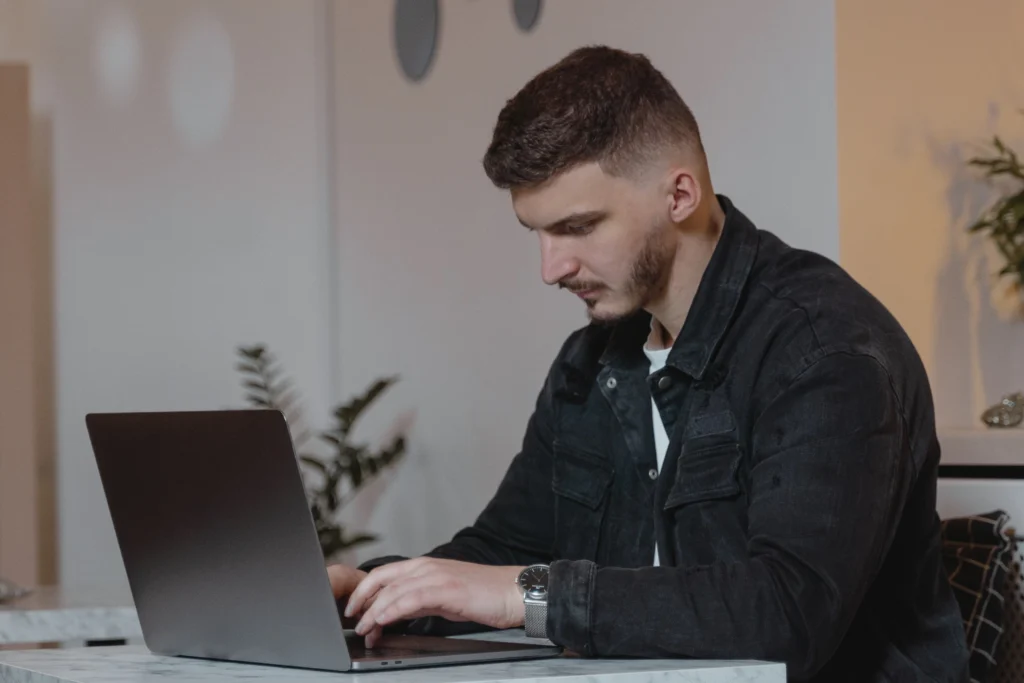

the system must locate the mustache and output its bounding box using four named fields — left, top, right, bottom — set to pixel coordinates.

left=558, top=280, right=604, bottom=293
